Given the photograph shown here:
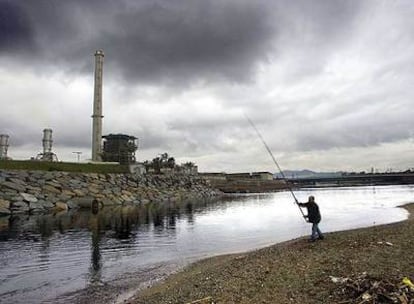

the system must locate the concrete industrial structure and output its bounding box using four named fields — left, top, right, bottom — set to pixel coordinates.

left=36, top=128, right=58, bottom=161
left=91, top=50, right=104, bottom=162
left=0, top=134, right=10, bottom=160
left=102, top=134, right=138, bottom=164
